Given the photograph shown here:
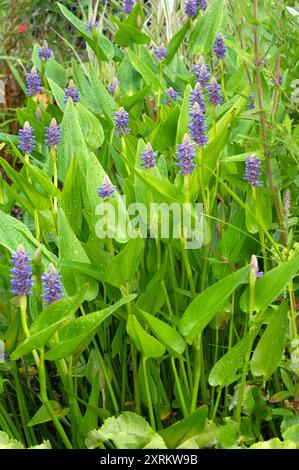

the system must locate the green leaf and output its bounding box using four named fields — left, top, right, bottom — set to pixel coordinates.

left=158, top=406, right=207, bottom=448
left=10, top=288, right=87, bottom=360
left=208, top=336, right=249, bottom=387
left=76, top=103, right=104, bottom=149
left=282, top=424, right=299, bottom=446
left=126, top=315, right=165, bottom=358
left=250, top=438, right=296, bottom=449
left=77, top=375, right=100, bottom=448
left=151, top=106, right=180, bottom=151
left=58, top=208, right=98, bottom=301
left=86, top=412, right=166, bottom=449
left=138, top=310, right=186, bottom=356
left=164, top=21, right=190, bottom=65
left=45, top=295, right=136, bottom=361
left=113, top=16, right=151, bottom=46
left=189, top=0, right=225, bottom=54
left=45, top=59, right=68, bottom=88
left=60, top=157, right=82, bottom=235
left=28, top=401, right=69, bottom=426
left=180, top=266, right=250, bottom=343
left=251, top=302, right=288, bottom=379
